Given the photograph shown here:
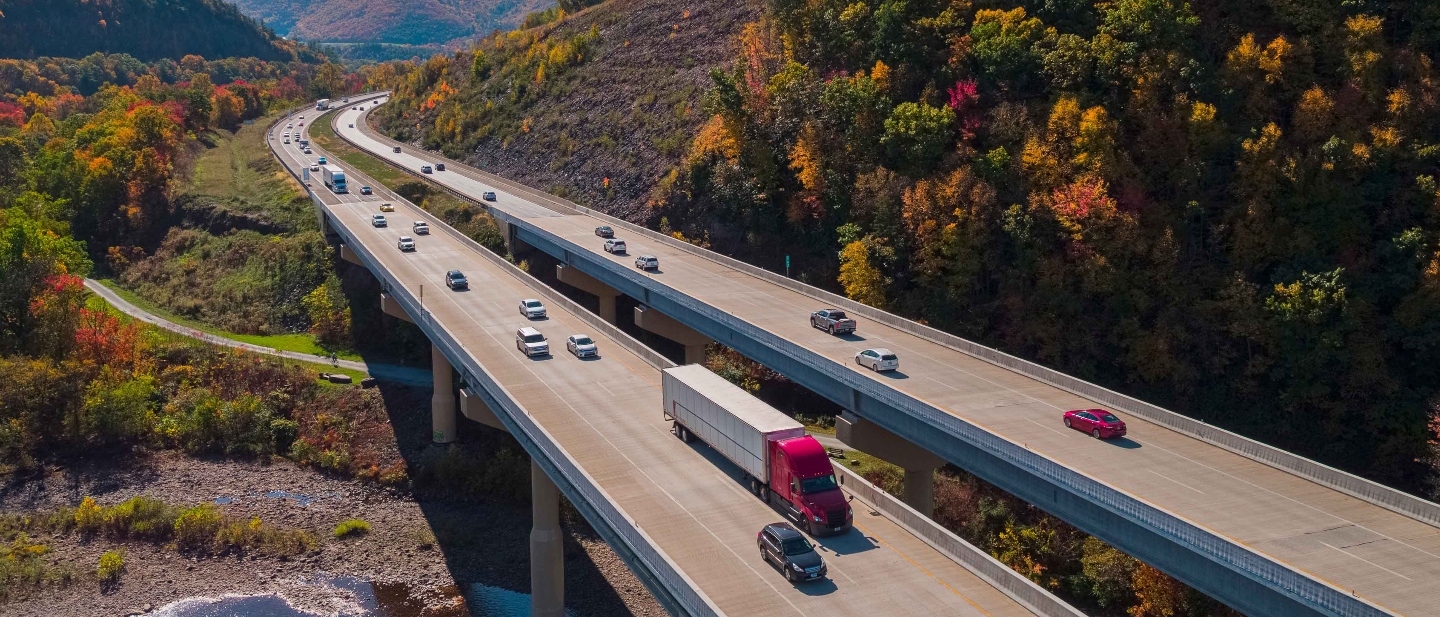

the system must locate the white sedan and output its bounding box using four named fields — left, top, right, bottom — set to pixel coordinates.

left=566, top=335, right=598, bottom=358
